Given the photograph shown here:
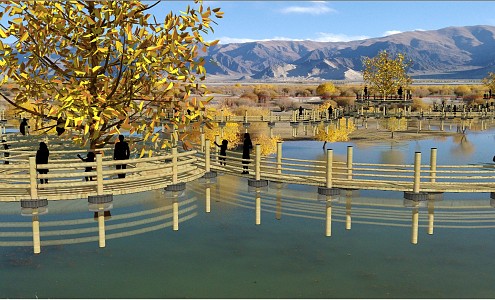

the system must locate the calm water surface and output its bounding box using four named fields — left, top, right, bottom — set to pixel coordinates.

left=2, top=129, right=495, bottom=298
